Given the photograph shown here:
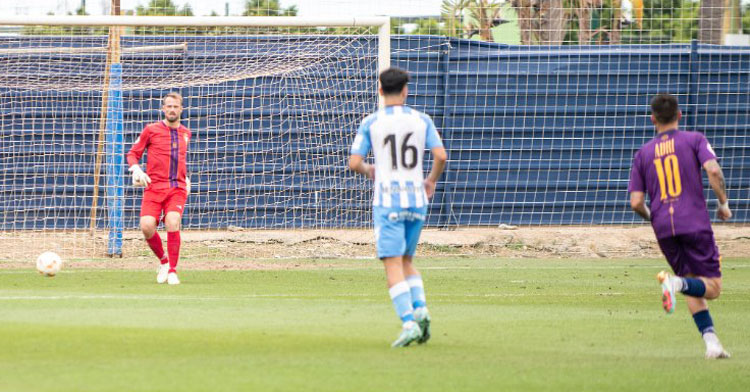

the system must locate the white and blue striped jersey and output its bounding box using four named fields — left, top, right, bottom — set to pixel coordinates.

left=350, top=105, right=444, bottom=208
